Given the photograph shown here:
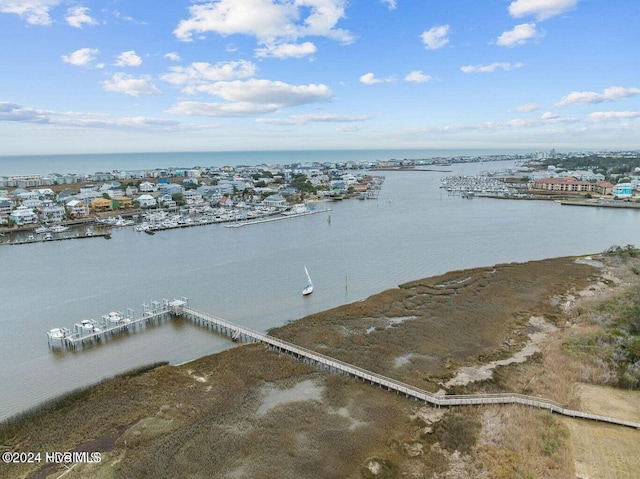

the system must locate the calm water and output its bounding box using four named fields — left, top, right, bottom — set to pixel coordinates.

left=1, top=157, right=639, bottom=420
